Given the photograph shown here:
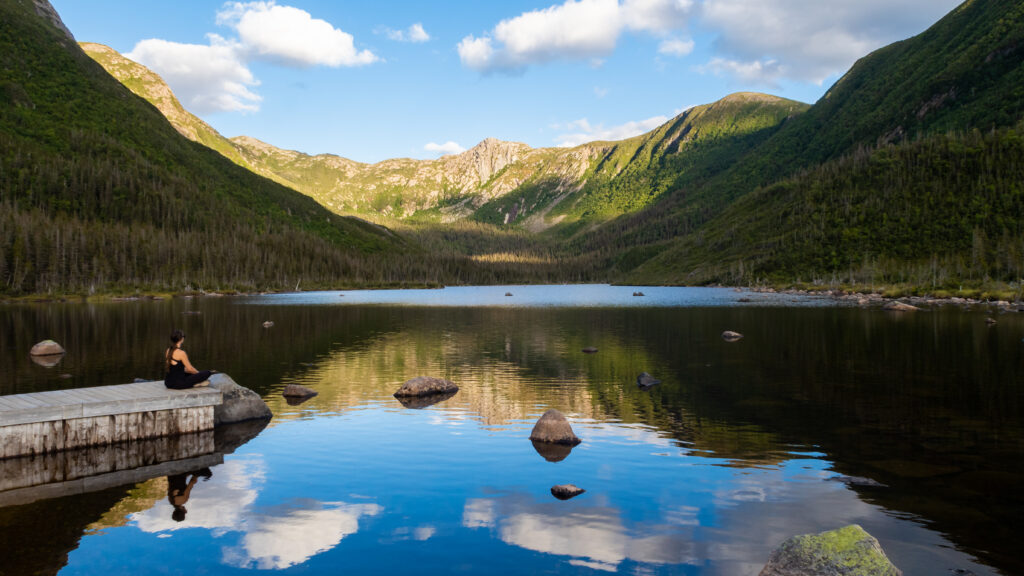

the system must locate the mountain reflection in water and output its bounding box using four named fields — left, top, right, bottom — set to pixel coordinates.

left=0, top=288, right=1019, bottom=574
